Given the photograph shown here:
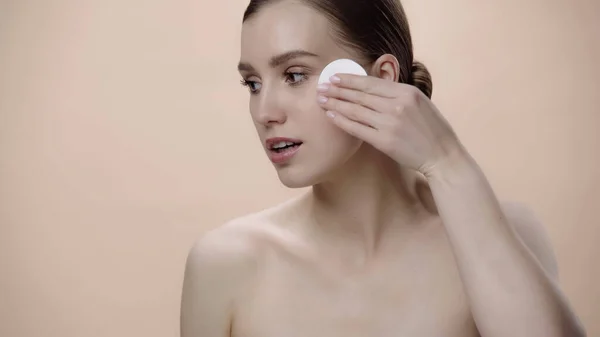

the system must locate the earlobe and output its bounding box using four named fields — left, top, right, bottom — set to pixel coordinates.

left=370, top=54, right=400, bottom=82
